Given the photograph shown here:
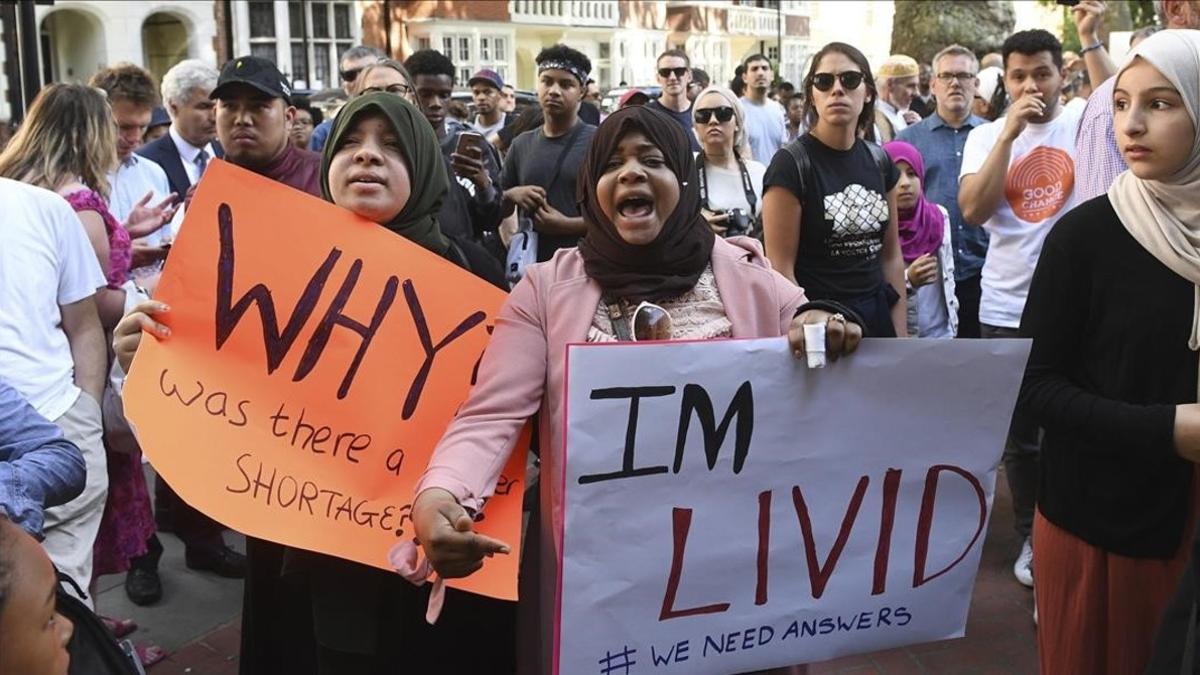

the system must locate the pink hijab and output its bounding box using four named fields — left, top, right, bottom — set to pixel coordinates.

left=884, top=140, right=945, bottom=263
